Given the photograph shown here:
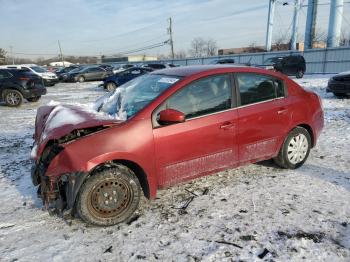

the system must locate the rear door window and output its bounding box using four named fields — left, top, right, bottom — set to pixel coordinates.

left=236, top=73, right=285, bottom=106
left=0, top=70, right=12, bottom=79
